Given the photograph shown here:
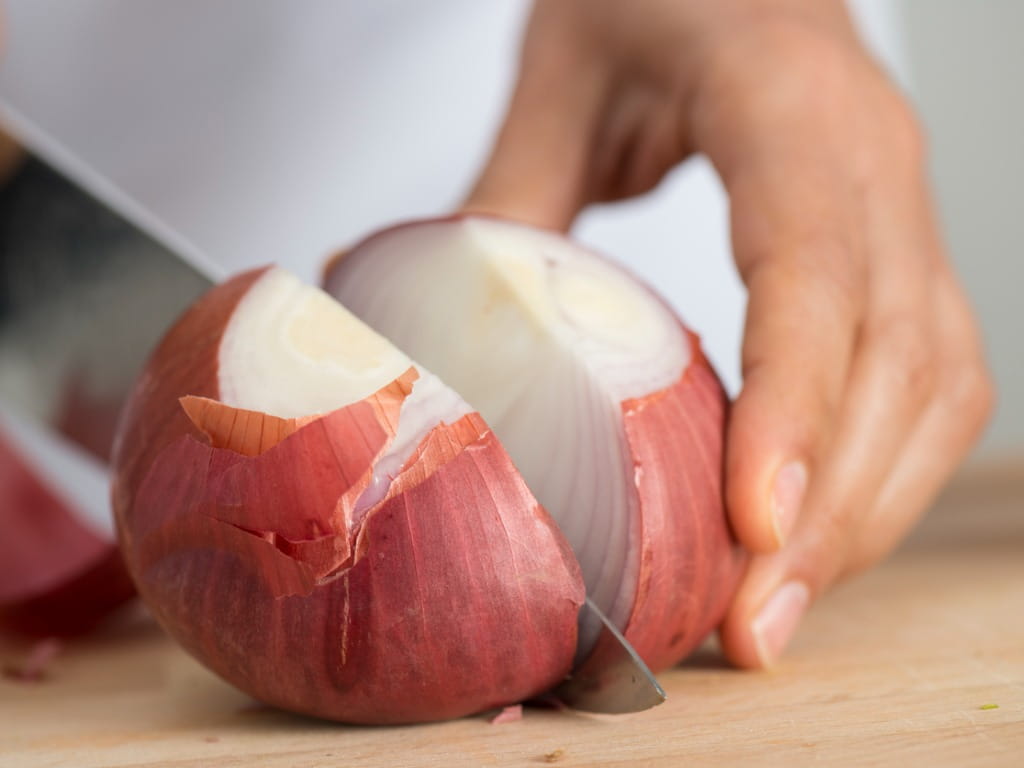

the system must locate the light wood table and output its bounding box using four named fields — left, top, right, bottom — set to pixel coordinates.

left=1, top=467, right=1021, bottom=767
